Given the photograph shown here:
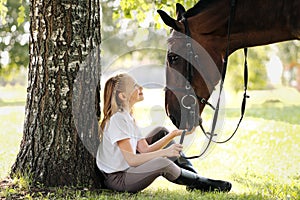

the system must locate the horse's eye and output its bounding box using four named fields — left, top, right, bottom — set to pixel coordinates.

left=168, top=54, right=179, bottom=64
